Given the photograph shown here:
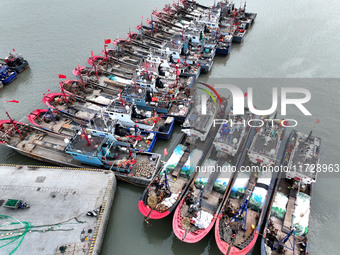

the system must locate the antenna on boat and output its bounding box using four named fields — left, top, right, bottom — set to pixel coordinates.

left=59, top=81, right=69, bottom=105
left=73, top=64, right=86, bottom=91
left=80, top=126, right=92, bottom=147
left=88, top=51, right=99, bottom=79
left=104, top=39, right=112, bottom=63
left=305, top=119, right=320, bottom=142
